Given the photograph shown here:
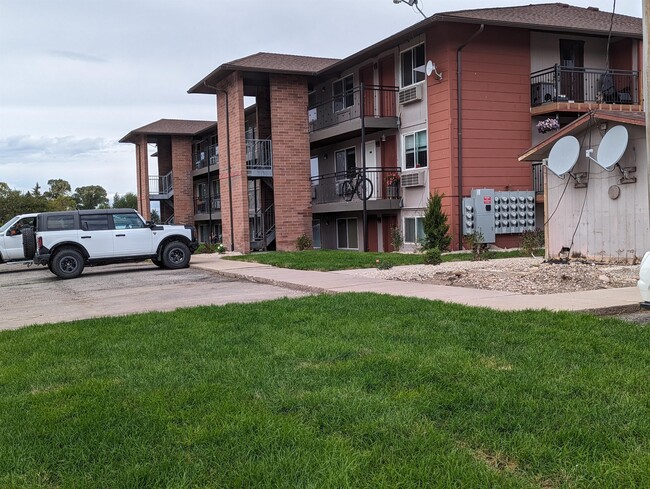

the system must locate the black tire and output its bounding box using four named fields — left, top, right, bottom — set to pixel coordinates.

left=342, top=180, right=355, bottom=201
left=161, top=241, right=191, bottom=269
left=356, top=178, right=373, bottom=201
left=152, top=258, right=165, bottom=268
left=22, top=228, right=36, bottom=260
left=50, top=247, right=85, bottom=279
